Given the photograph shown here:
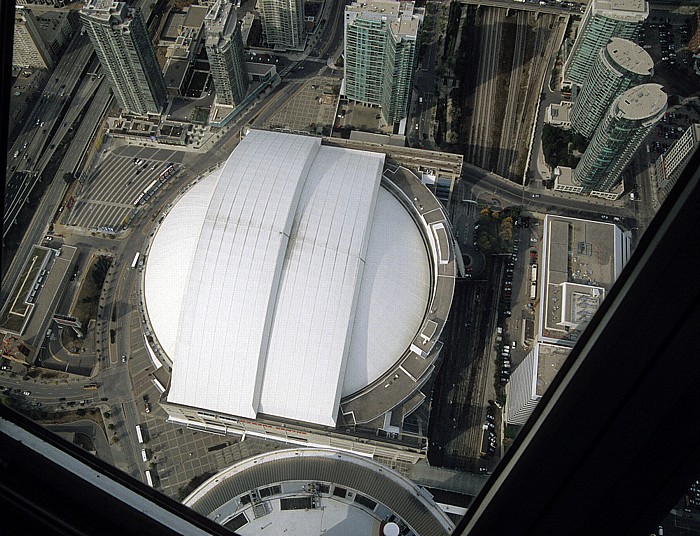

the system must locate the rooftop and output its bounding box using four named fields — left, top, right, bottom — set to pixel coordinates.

left=591, top=0, right=649, bottom=16
left=535, top=343, right=570, bottom=397
left=615, top=83, right=667, bottom=121
left=145, top=131, right=438, bottom=428
left=204, top=1, right=237, bottom=47
left=605, top=38, right=653, bottom=76
left=184, top=449, right=454, bottom=536
left=183, top=4, right=208, bottom=29
left=539, top=215, right=630, bottom=346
